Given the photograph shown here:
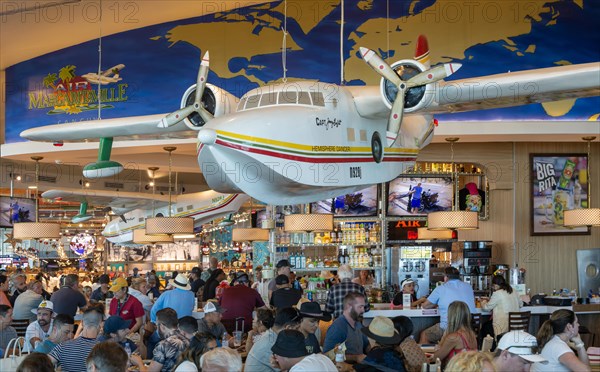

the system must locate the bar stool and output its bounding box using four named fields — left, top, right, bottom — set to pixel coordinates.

left=10, top=319, right=30, bottom=338
left=508, top=311, right=531, bottom=332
